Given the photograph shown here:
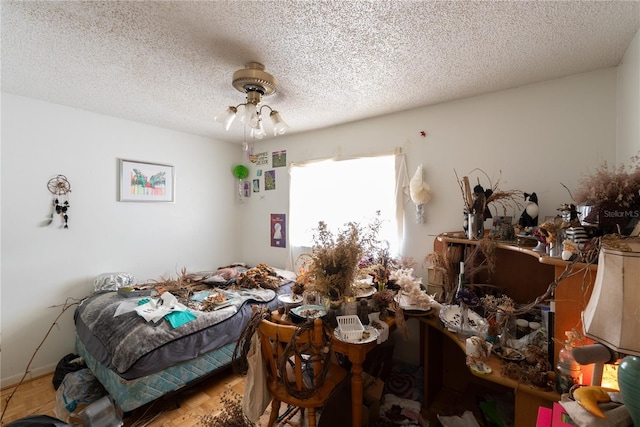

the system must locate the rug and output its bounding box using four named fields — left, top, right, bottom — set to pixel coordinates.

left=384, top=362, right=423, bottom=402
